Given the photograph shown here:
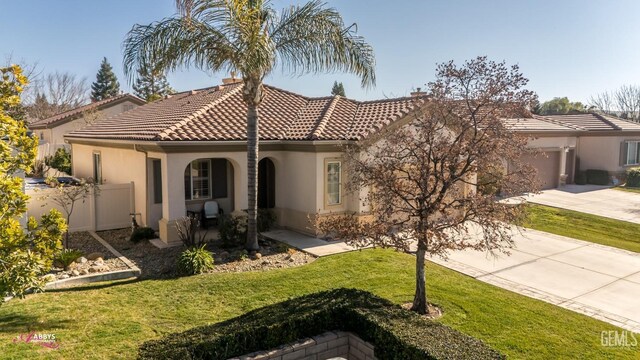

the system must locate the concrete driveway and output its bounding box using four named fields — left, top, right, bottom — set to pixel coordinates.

left=526, top=184, right=640, bottom=224
left=430, top=227, right=640, bottom=332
